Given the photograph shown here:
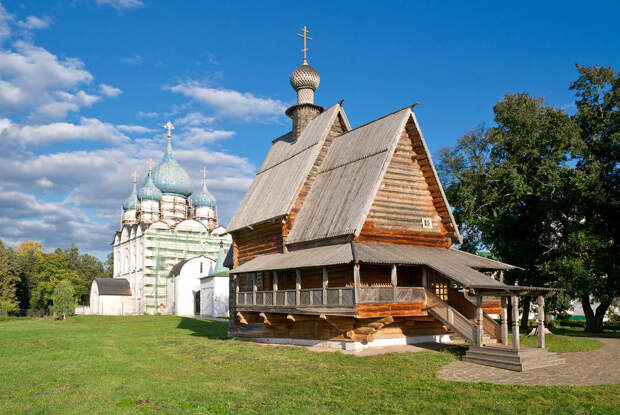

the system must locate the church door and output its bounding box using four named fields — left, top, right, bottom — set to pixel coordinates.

left=194, top=291, right=200, bottom=315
